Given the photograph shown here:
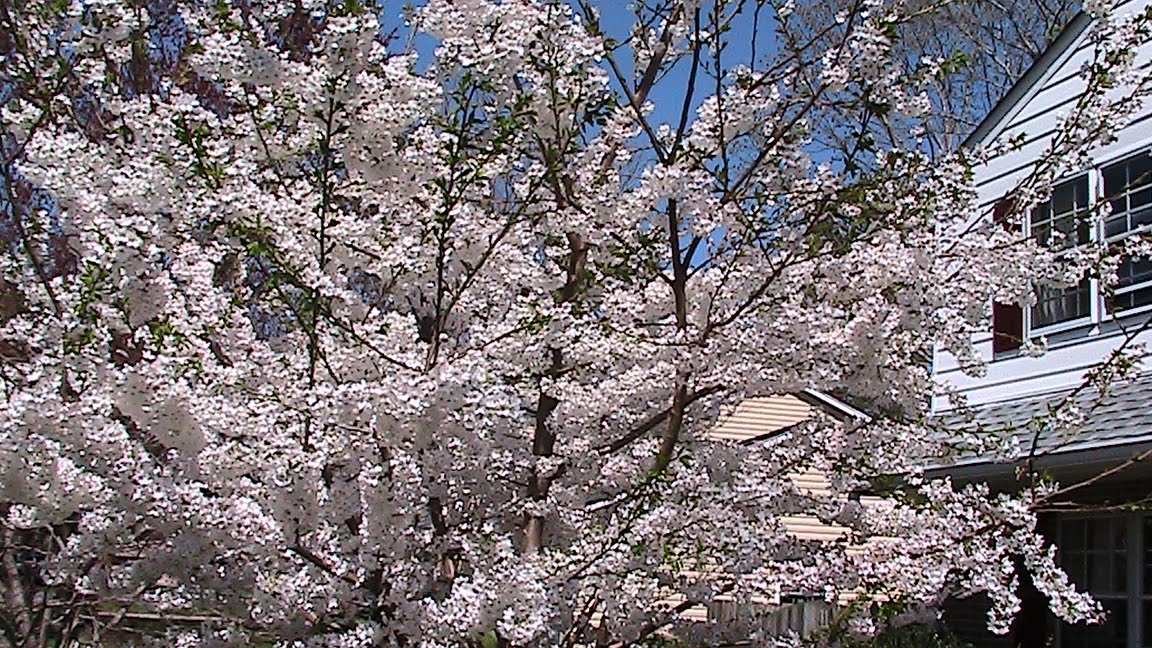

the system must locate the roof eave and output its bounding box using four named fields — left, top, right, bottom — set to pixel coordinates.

left=795, top=388, right=872, bottom=423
